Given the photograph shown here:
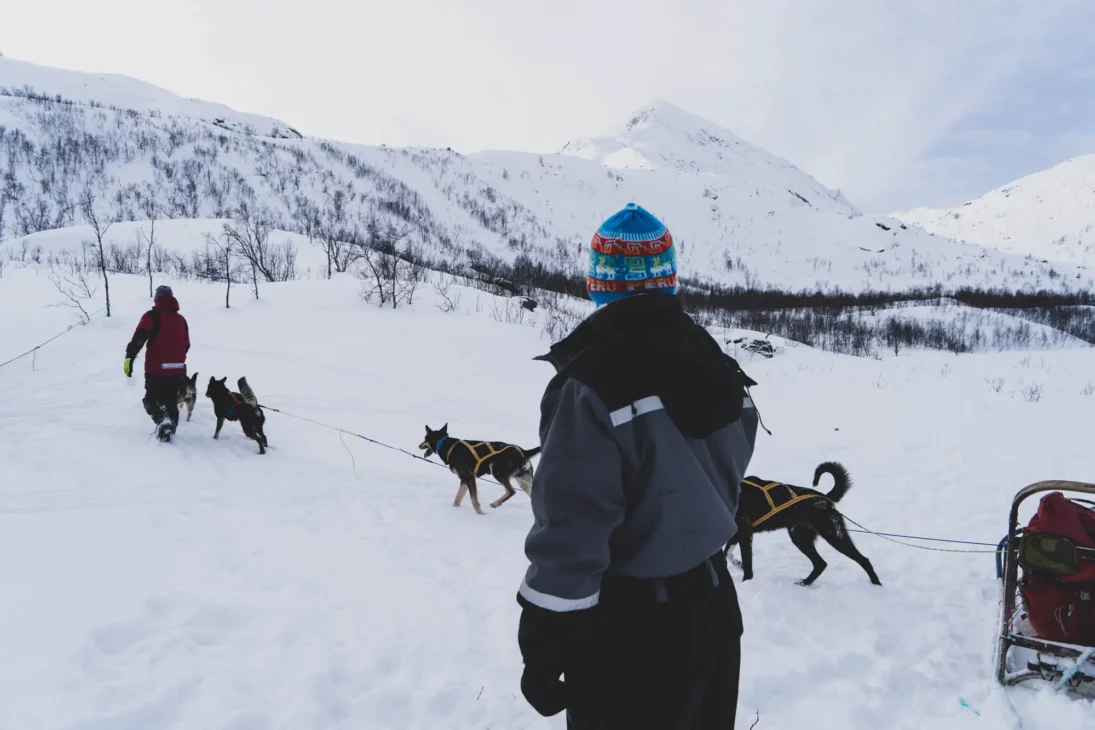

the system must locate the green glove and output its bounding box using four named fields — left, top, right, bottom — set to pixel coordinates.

left=123, top=358, right=134, bottom=377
